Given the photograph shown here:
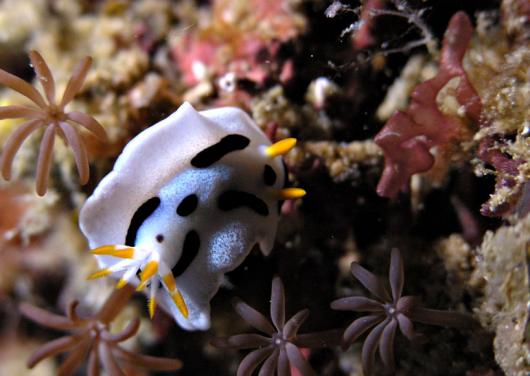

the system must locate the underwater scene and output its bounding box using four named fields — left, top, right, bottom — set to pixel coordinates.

left=0, top=0, right=528, bottom=375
